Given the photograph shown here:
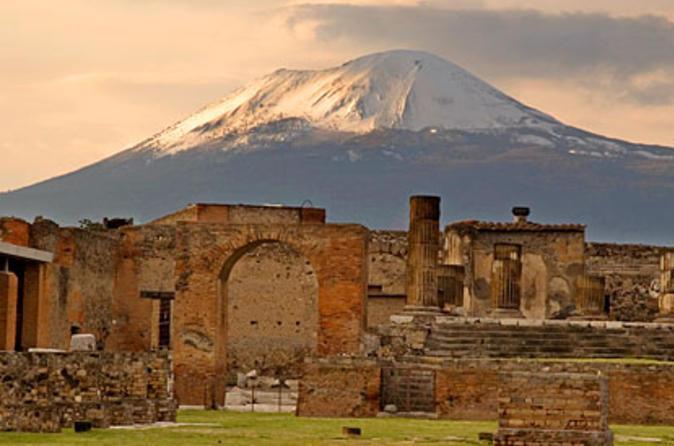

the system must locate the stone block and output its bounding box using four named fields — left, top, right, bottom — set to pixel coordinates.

left=390, top=315, right=414, bottom=324
left=69, top=334, right=96, bottom=352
